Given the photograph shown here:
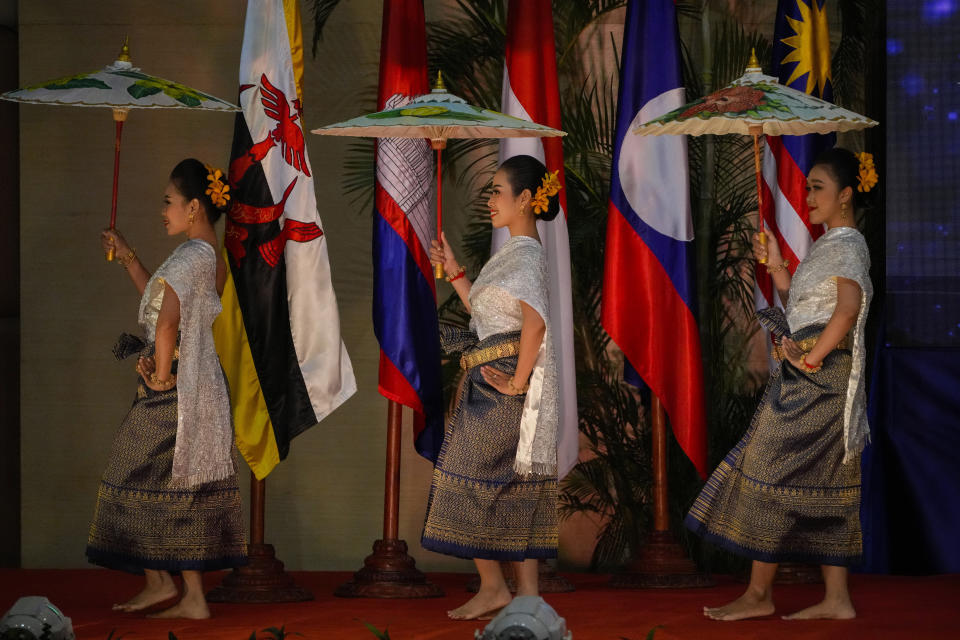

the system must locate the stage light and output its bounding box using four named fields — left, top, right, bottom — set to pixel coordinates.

left=475, top=596, right=571, bottom=640
left=0, top=597, right=74, bottom=640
